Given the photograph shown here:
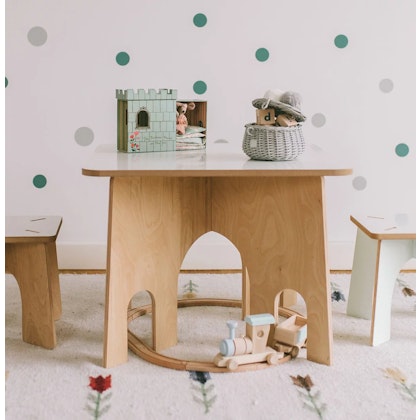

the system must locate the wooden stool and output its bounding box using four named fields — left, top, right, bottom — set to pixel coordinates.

left=5, top=216, right=62, bottom=349
left=346, top=214, right=416, bottom=346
